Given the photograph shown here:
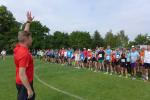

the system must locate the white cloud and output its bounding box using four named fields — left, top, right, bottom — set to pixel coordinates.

left=0, top=0, right=150, bottom=40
